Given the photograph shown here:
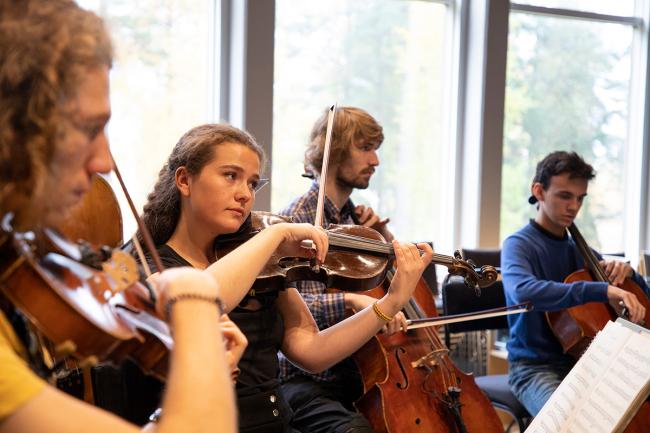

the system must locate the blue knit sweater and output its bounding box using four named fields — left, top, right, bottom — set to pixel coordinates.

left=501, top=221, right=650, bottom=363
